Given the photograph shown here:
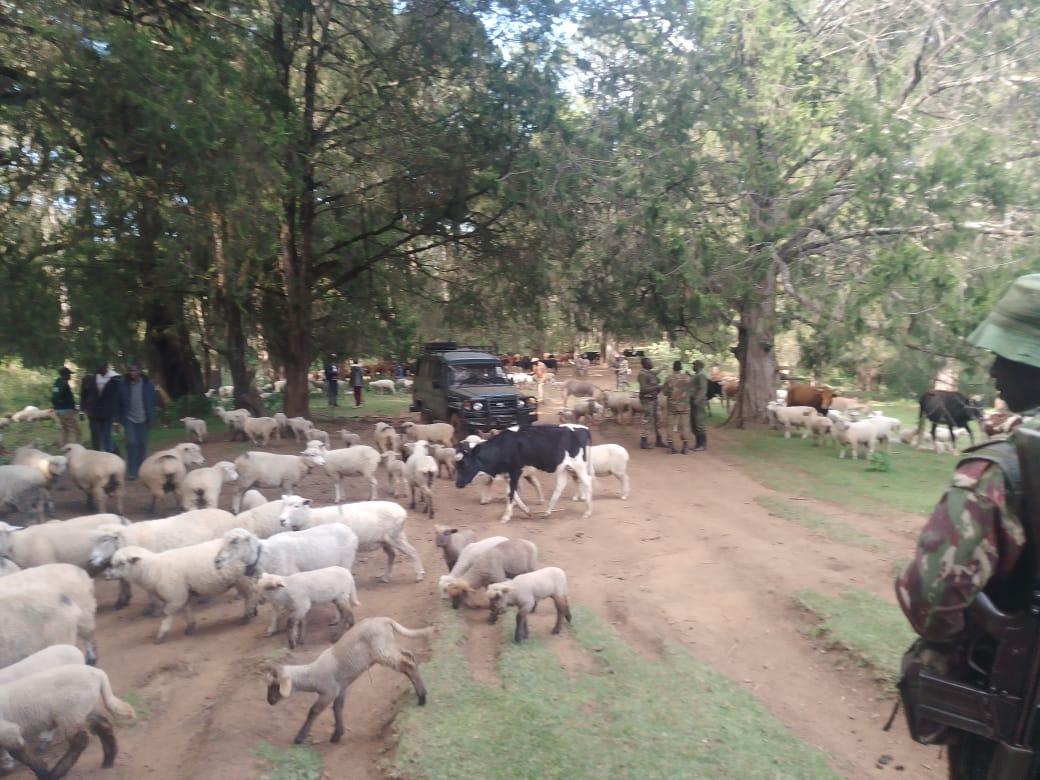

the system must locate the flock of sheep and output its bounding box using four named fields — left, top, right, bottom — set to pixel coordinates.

left=0, top=408, right=586, bottom=777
